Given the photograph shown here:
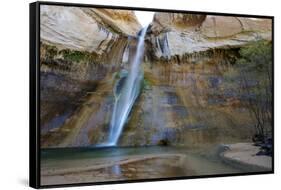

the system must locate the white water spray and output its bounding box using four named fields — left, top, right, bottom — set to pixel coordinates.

left=105, top=26, right=148, bottom=146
